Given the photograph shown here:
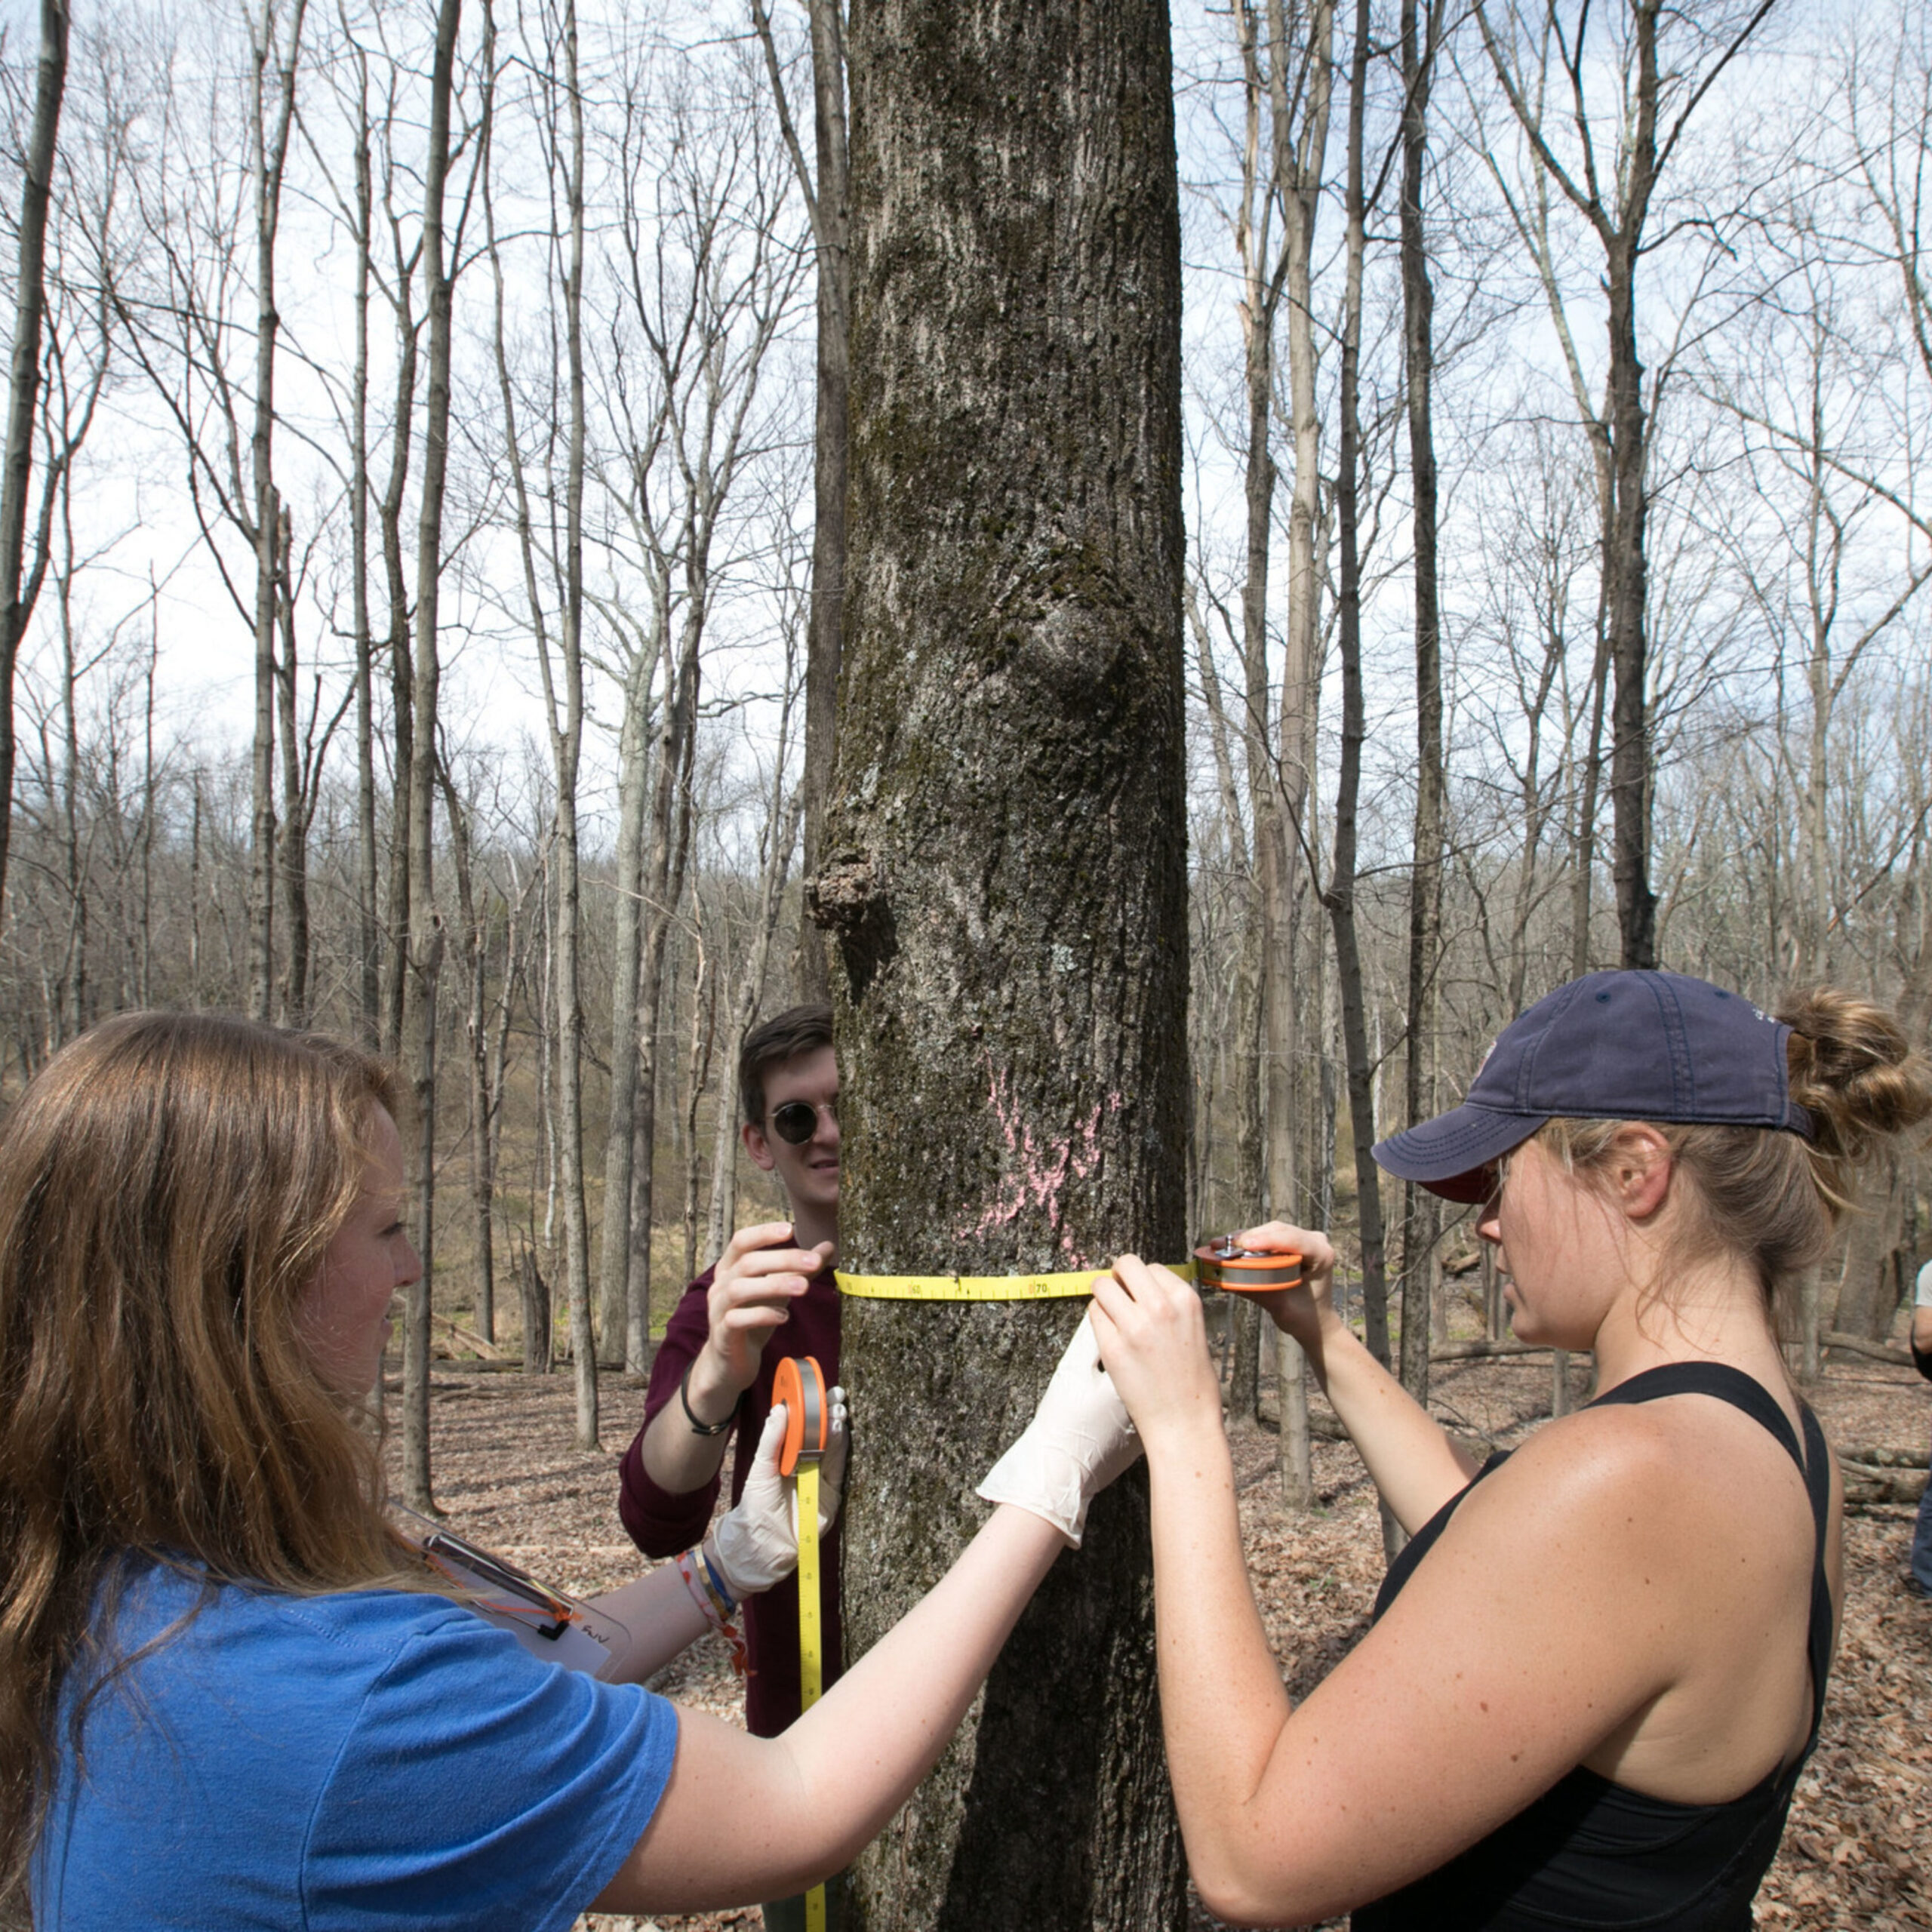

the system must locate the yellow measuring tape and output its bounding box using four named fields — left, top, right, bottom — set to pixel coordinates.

left=837, top=1261, right=1197, bottom=1300
left=768, top=1250, right=1284, bottom=1924
left=774, top=1356, right=830, bottom=1932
